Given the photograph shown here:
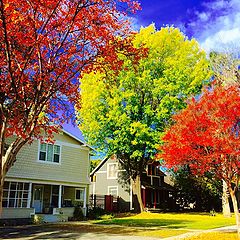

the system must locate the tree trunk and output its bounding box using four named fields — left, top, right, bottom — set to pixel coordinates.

left=229, top=189, right=240, bottom=236
left=0, top=134, right=27, bottom=215
left=0, top=172, right=4, bottom=215
left=222, top=180, right=231, bottom=217
left=131, top=175, right=144, bottom=213
left=0, top=118, right=6, bottom=216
